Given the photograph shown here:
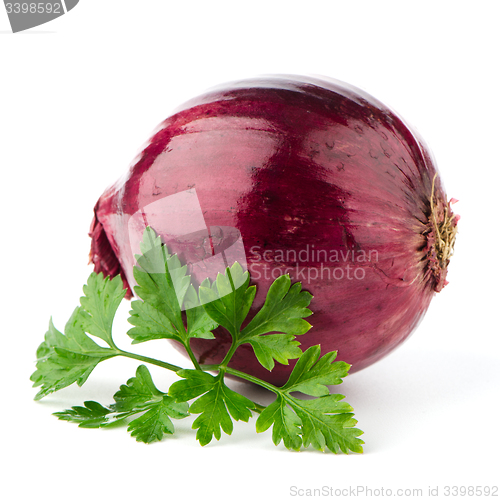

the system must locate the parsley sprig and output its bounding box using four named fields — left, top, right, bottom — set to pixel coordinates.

left=31, top=227, right=364, bottom=453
